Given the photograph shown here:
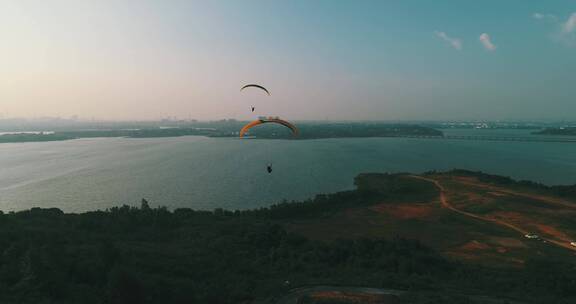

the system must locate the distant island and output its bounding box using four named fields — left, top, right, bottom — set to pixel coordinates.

left=237, top=122, right=443, bottom=139
left=533, top=127, right=576, bottom=136
left=0, top=122, right=443, bottom=143
left=0, top=170, right=574, bottom=303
